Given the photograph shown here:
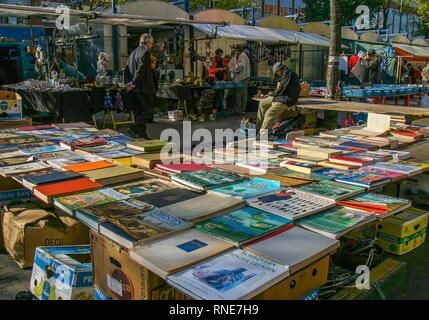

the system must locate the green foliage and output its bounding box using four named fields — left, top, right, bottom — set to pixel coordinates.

left=189, top=0, right=252, bottom=12
left=304, top=0, right=385, bottom=26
